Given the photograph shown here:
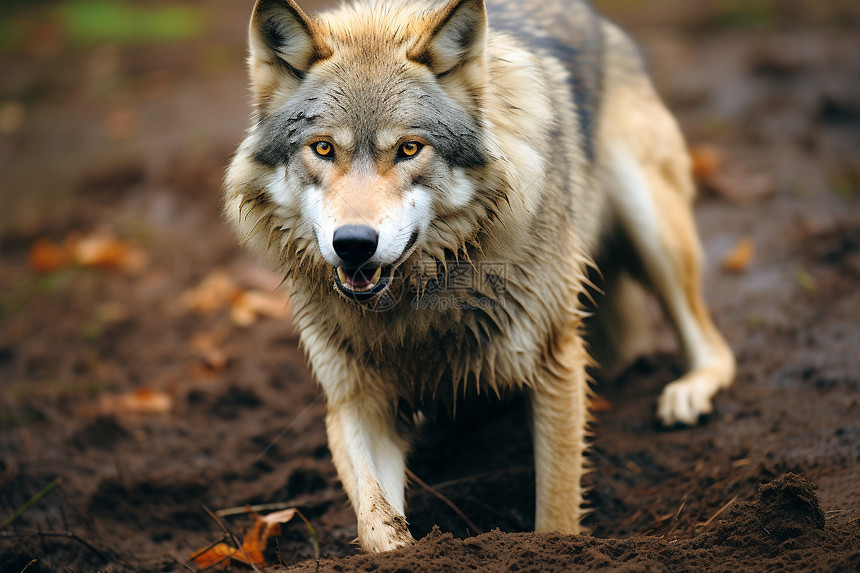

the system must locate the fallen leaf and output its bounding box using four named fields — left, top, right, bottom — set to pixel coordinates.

left=590, top=396, right=614, bottom=413
left=30, top=233, right=148, bottom=274
left=29, top=239, right=71, bottom=273
left=260, top=508, right=298, bottom=524
left=190, top=508, right=298, bottom=569
left=188, top=543, right=237, bottom=570
left=181, top=270, right=239, bottom=314
left=721, top=237, right=755, bottom=272
left=100, top=388, right=172, bottom=416
left=73, top=234, right=147, bottom=271
left=689, top=144, right=723, bottom=181
left=229, top=290, right=291, bottom=328
left=190, top=330, right=229, bottom=372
